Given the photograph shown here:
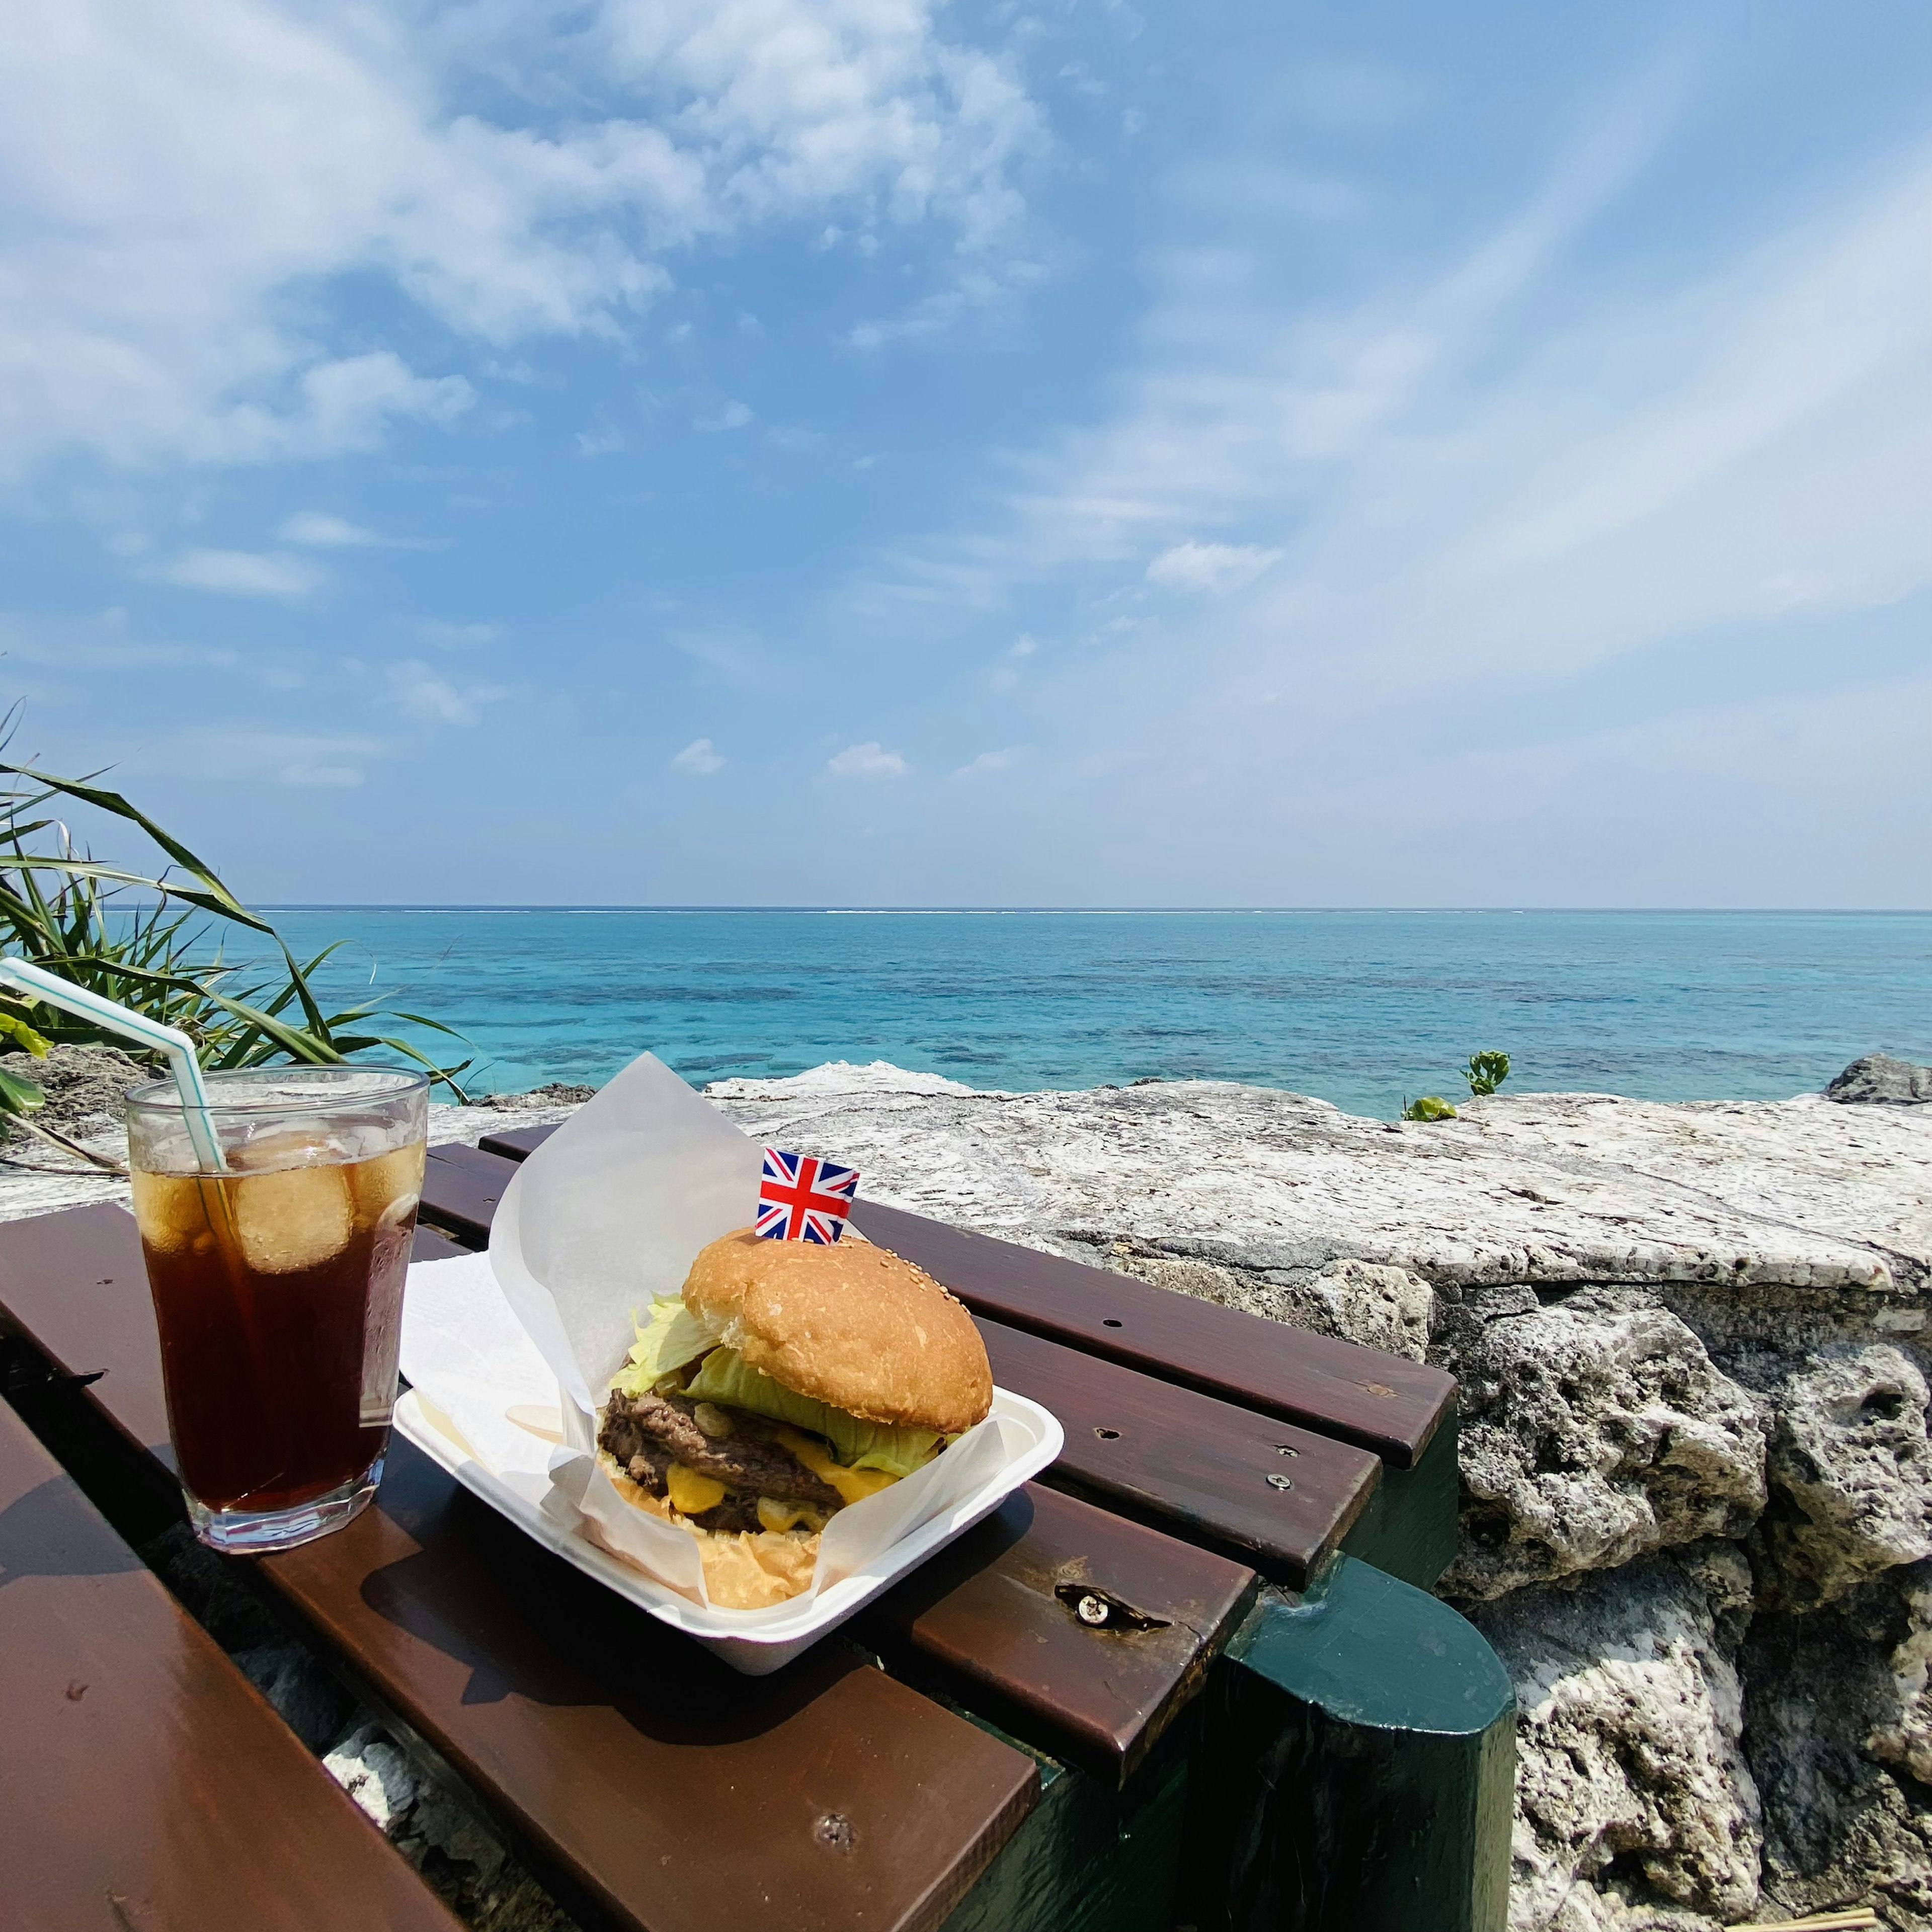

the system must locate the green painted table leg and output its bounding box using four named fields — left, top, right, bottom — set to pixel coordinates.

left=938, top=1711, right=1200, bottom=1932
left=1187, top=1556, right=1515, bottom=1932
left=1339, top=1407, right=1462, bottom=1591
